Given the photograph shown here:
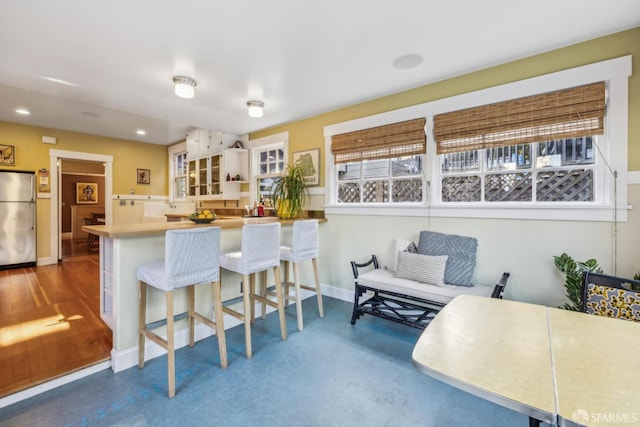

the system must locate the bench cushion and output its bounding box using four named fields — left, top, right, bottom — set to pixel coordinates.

left=357, top=268, right=493, bottom=306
